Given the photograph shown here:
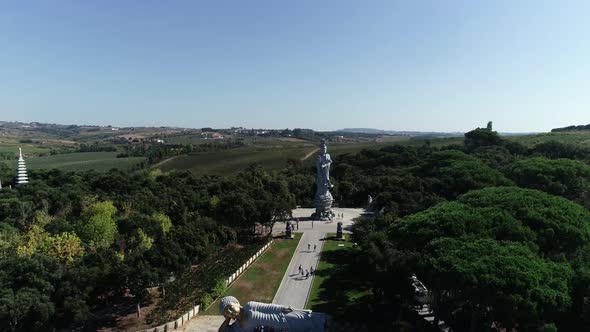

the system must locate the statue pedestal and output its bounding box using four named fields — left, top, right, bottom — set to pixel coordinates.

left=313, top=190, right=335, bottom=221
